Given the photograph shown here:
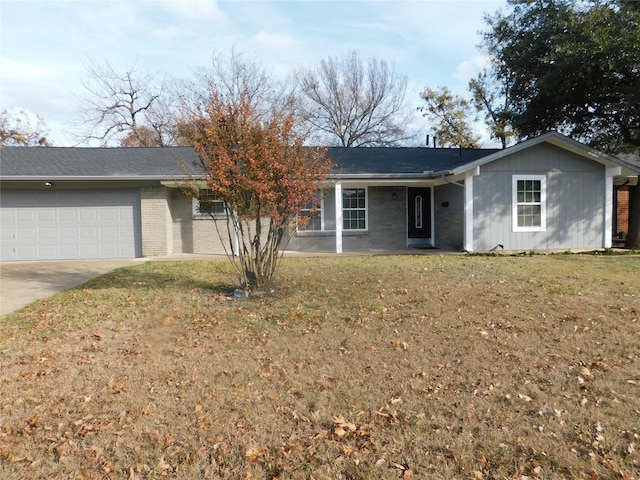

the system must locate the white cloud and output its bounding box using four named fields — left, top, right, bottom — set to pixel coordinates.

left=453, top=54, right=490, bottom=82
left=0, top=0, right=508, bottom=145
left=160, top=0, right=227, bottom=22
